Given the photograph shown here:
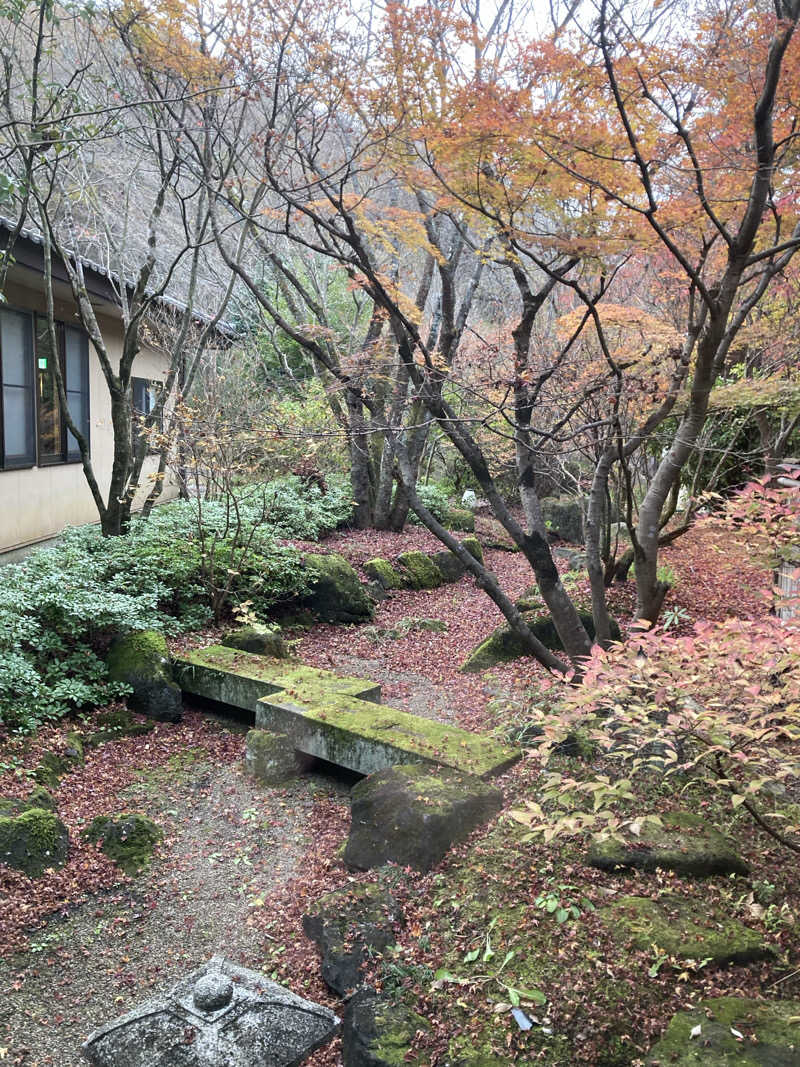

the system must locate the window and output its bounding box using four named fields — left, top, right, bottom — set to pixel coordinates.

left=132, top=376, right=162, bottom=453
left=0, top=307, right=89, bottom=470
